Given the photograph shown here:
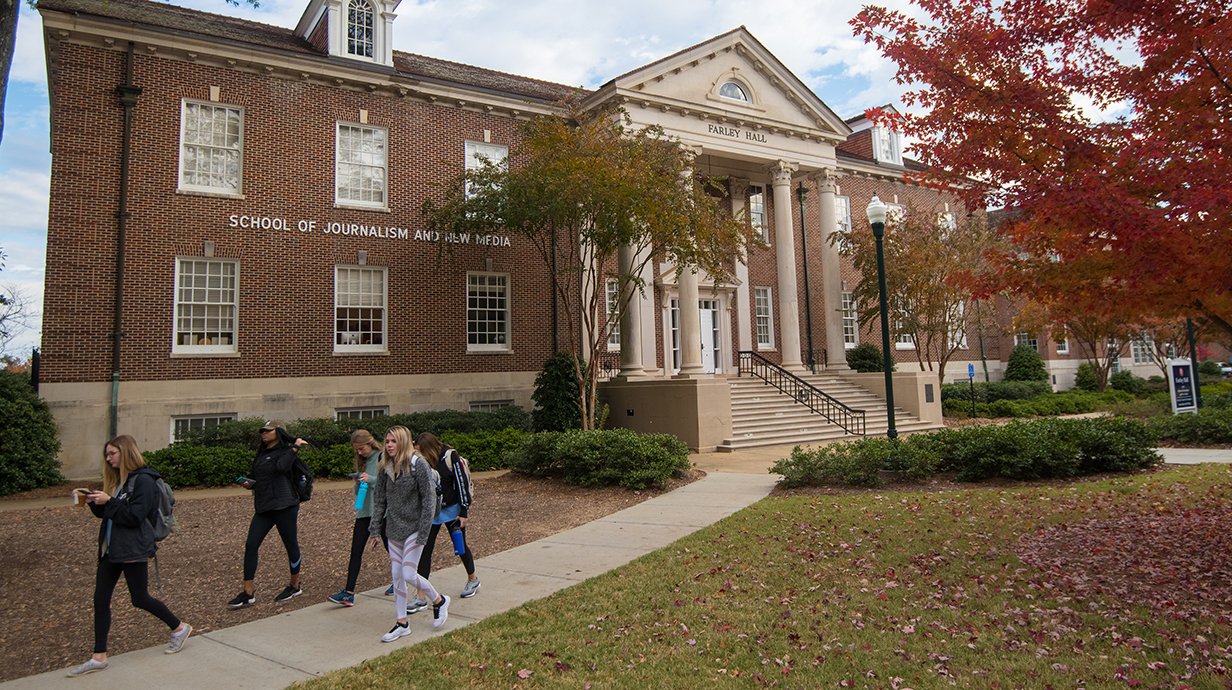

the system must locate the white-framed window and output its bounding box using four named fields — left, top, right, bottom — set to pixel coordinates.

left=841, top=291, right=858, bottom=349
left=173, top=258, right=238, bottom=354
left=873, top=124, right=903, bottom=166
left=171, top=414, right=235, bottom=442
left=719, top=82, right=749, bottom=102
left=337, top=407, right=387, bottom=420
left=949, top=301, right=968, bottom=349
left=749, top=186, right=768, bottom=244
left=346, top=0, right=375, bottom=59
left=606, top=279, right=621, bottom=349
left=754, top=287, right=774, bottom=348
left=178, top=100, right=243, bottom=194
left=1131, top=336, right=1154, bottom=364
left=895, top=306, right=915, bottom=349
left=1015, top=332, right=1038, bottom=352
left=834, top=195, right=851, bottom=233
left=1056, top=337, right=1069, bottom=354
left=334, top=266, right=387, bottom=352
left=467, top=272, right=510, bottom=351
left=465, top=141, right=509, bottom=197
left=1110, top=358, right=1122, bottom=373
left=336, top=123, right=387, bottom=207
left=887, top=203, right=907, bottom=226
left=470, top=400, right=513, bottom=412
